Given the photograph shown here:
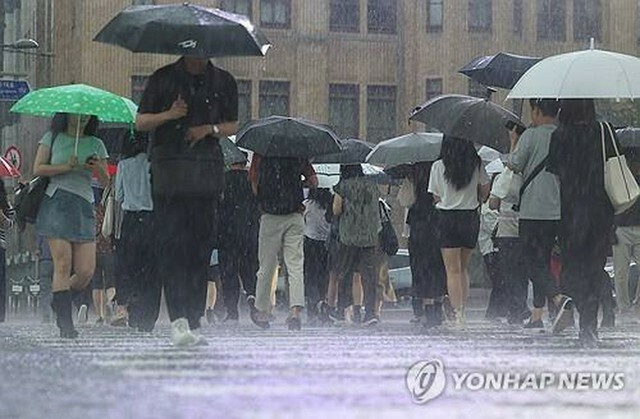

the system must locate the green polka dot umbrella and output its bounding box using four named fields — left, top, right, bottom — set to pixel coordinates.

left=10, top=83, right=137, bottom=123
